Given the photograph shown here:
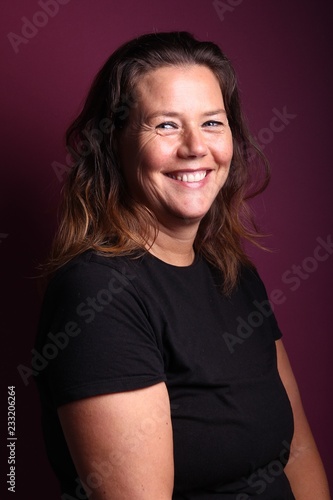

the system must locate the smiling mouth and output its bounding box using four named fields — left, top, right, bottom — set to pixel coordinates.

left=165, top=170, right=208, bottom=183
